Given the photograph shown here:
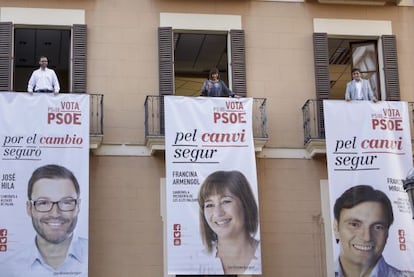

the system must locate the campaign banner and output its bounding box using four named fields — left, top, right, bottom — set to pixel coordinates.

left=0, top=92, right=89, bottom=277
left=324, top=100, right=414, bottom=276
left=165, top=96, right=261, bottom=275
